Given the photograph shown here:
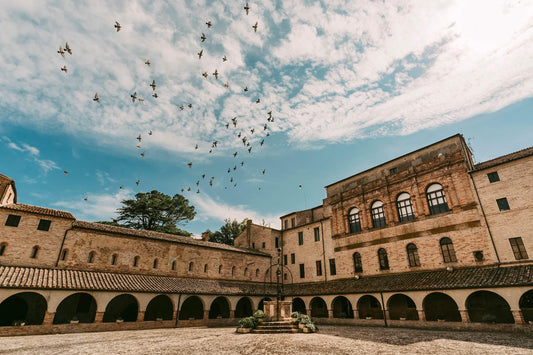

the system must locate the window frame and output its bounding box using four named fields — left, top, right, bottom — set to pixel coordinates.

left=5, top=214, right=21, bottom=227
left=329, top=258, right=336, bottom=276
left=396, top=192, right=415, bottom=222
left=353, top=252, right=362, bottom=273
left=426, top=183, right=450, bottom=215
left=290, top=253, right=295, bottom=264
left=371, top=201, right=387, bottom=228
left=298, top=232, right=304, bottom=245
left=440, top=237, right=457, bottom=263
left=406, top=243, right=420, bottom=267
left=314, top=227, right=320, bottom=242
left=299, top=263, right=305, bottom=278
left=378, top=248, right=389, bottom=270
left=316, top=260, right=322, bottom=276
left=37, top=219, right=52, bottom=231
left=487, top=171, right=500, bottom=183
left=509, top=237, right=528, bottom=260
left=348, top=207, right=362, bottom=233
left=496, top=197, right=510, bottom=211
